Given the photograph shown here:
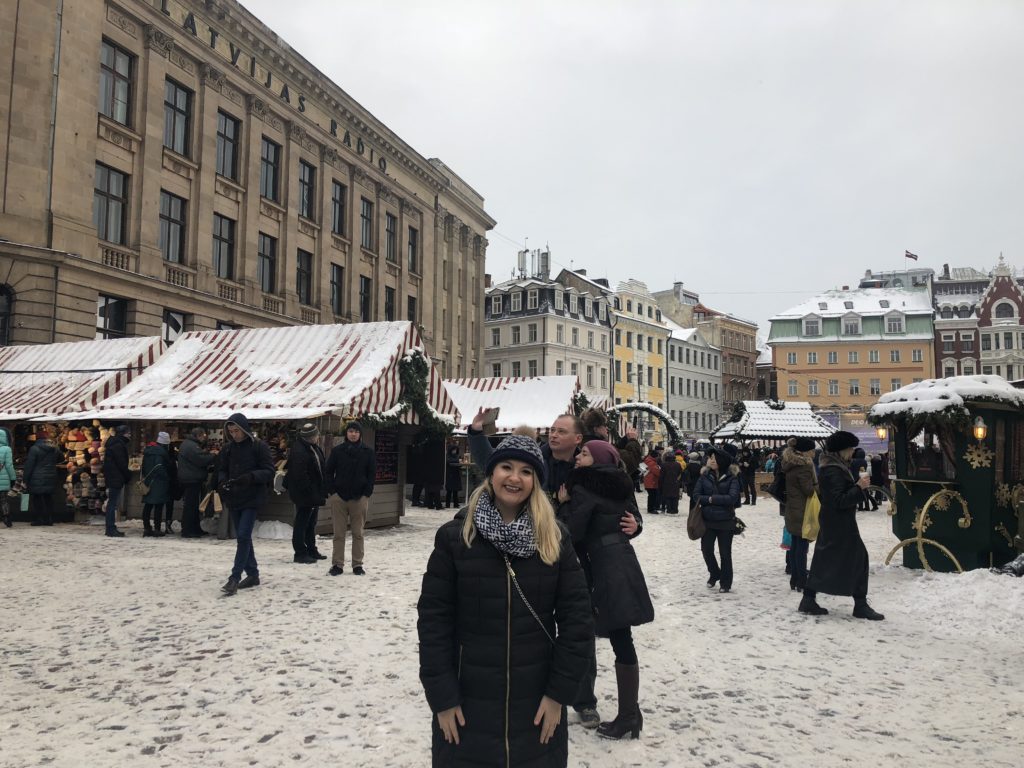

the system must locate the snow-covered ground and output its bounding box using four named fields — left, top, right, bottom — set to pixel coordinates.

left=1, top=496, right=1021, bottom=768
